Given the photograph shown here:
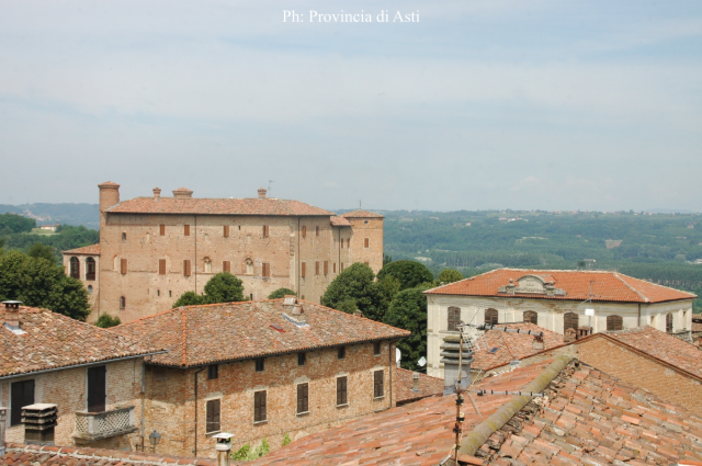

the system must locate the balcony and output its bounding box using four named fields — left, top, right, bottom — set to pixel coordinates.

left=73, top=407, right=137, bottom=444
